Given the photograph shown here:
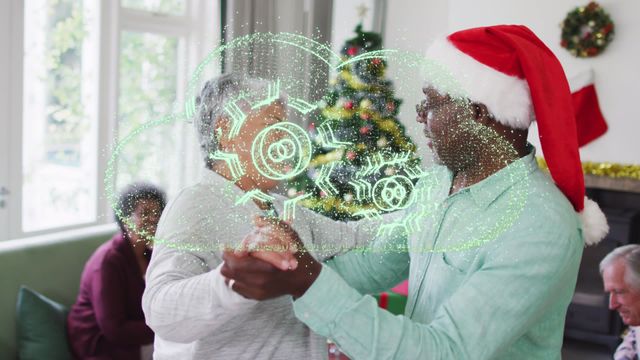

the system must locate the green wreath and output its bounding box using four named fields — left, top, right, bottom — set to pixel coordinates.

left=561, top=1, right=614, bottom=58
